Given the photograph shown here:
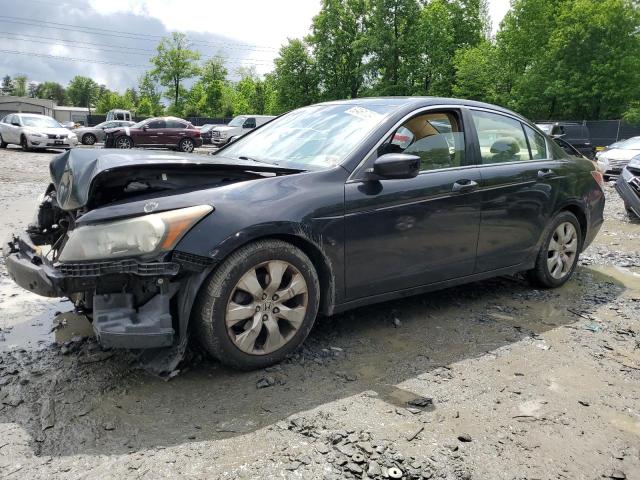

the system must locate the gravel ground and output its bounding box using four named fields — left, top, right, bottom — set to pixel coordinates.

left=0, top=145, right=639, bottom=480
